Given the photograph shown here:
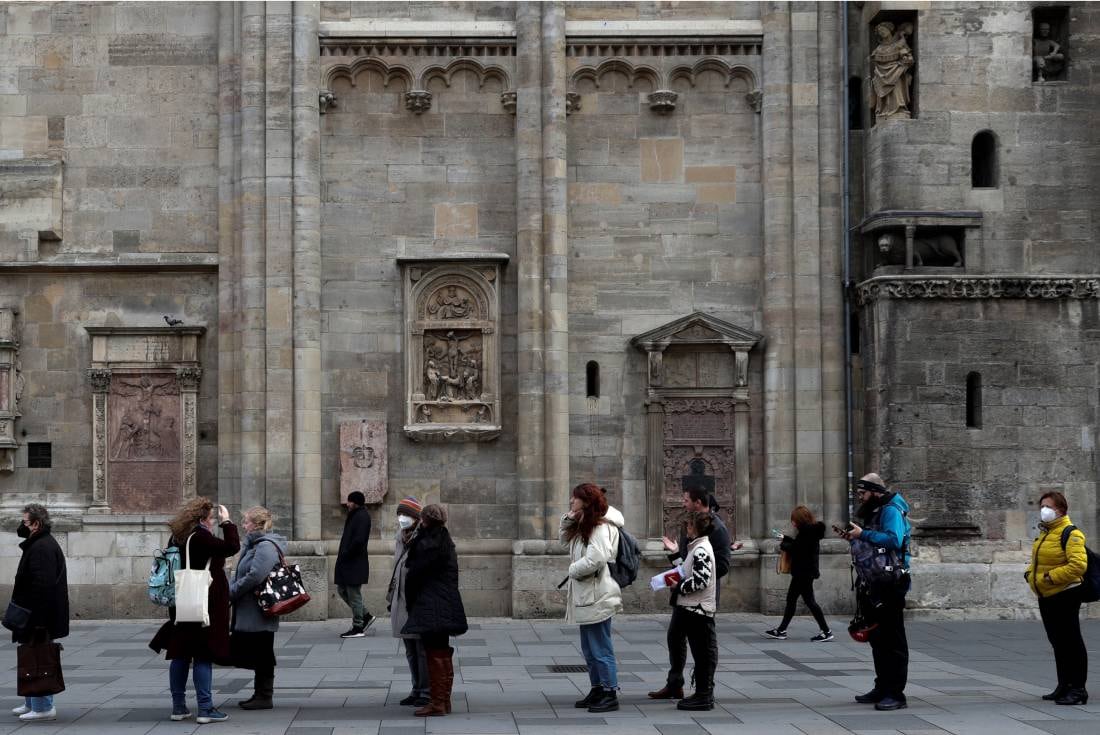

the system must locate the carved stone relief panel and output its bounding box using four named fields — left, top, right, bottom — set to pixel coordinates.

left=400, top=257, right=506, bottom=442
left=0, top=309, right=20, bottom=472
left=661, top=399, right=736, bottom=537
left=340, top=419, right=388, bottom=504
